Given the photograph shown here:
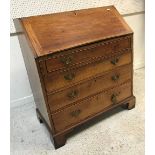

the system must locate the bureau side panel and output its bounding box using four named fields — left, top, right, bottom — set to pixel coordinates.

left=131, top=34, right=134, bottom=95
left=14, top=19, right=52, bottom=130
